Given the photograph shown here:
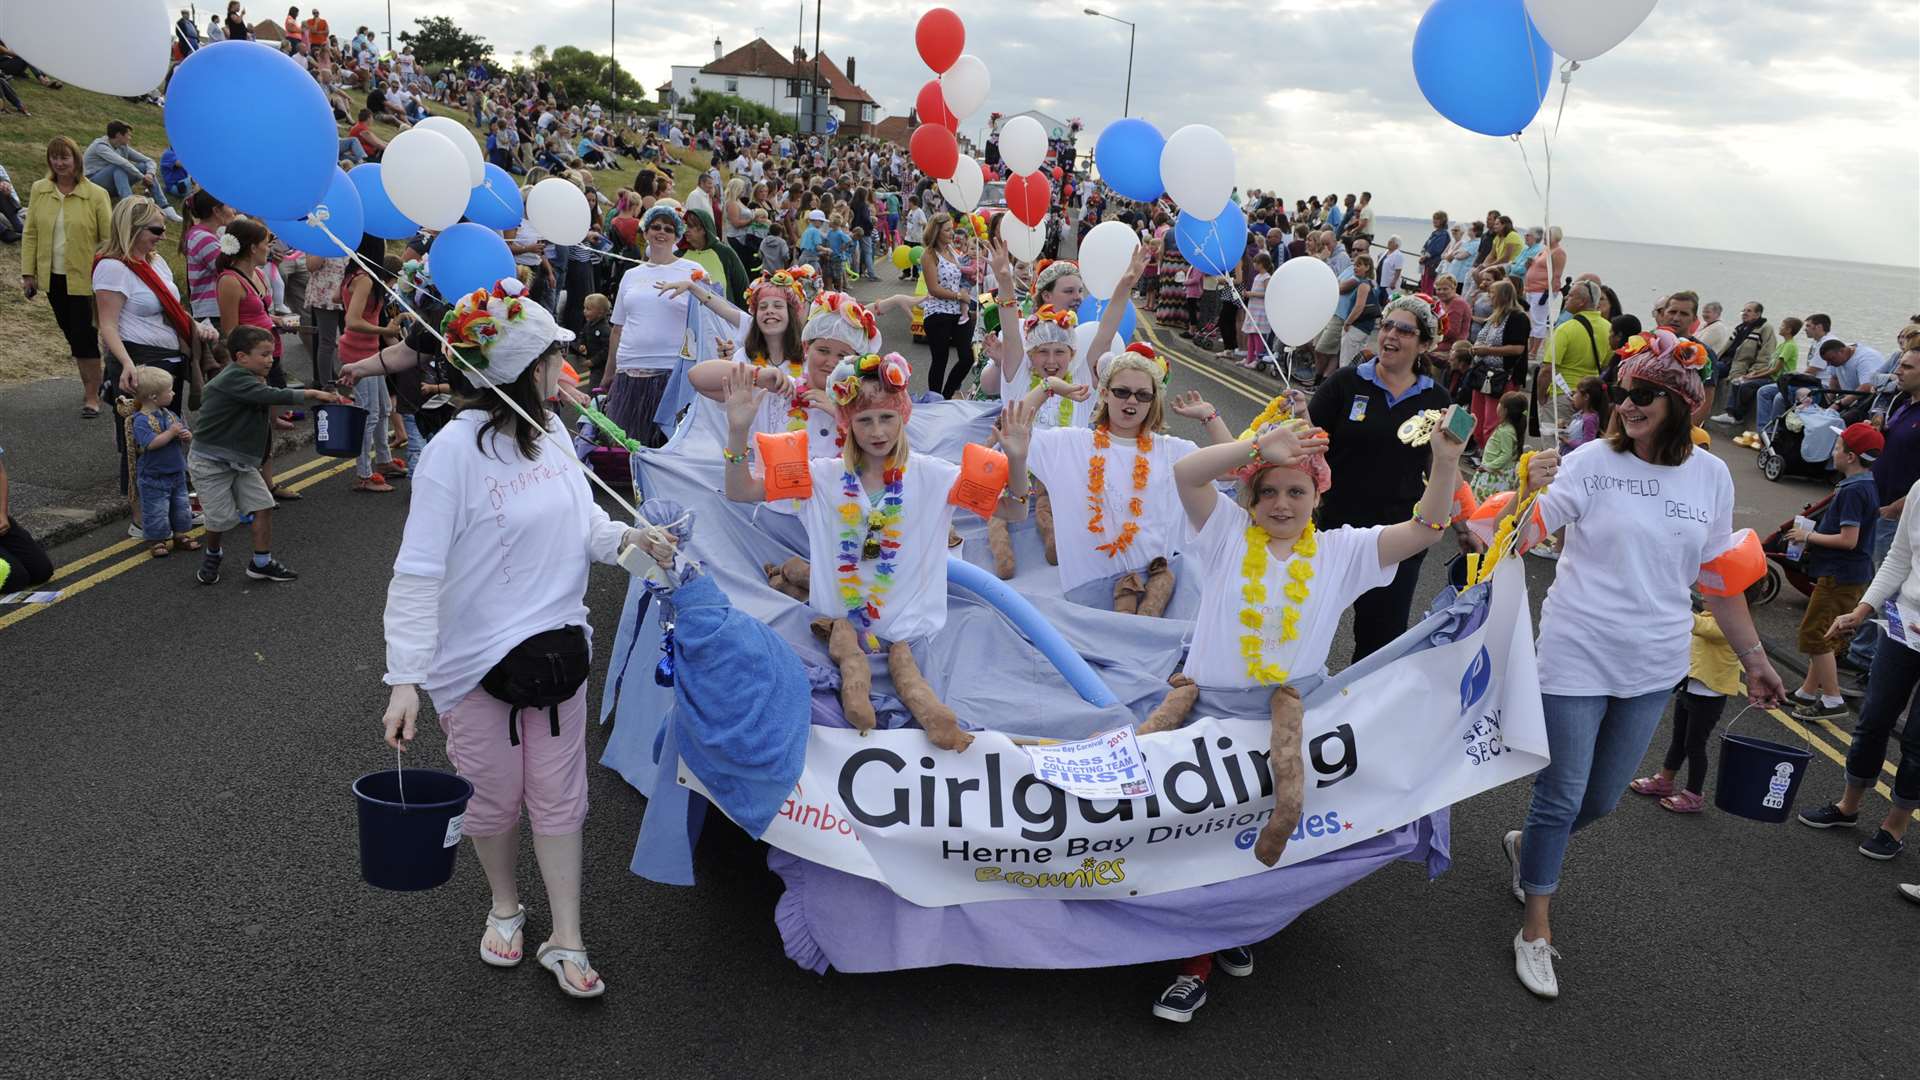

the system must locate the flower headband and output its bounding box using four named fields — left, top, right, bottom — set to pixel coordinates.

left=216, top=228, right=241, bottom=256
left=806, top=291, right=880, bottom=344
left=1233, top=418, right=1332, bottom=494
left=1022, top=304, right=1079, bottom=334
left=829, top=352, right=912, bottom=407
left=747, top=266, right=812, bottom=310
left=439, top=278, right=532, bottom=371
